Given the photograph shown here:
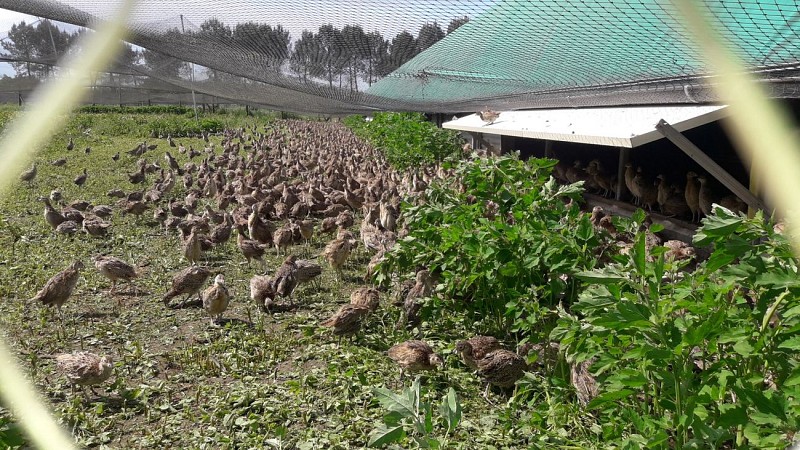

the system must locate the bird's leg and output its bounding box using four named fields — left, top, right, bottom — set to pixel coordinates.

left=482, top=383, right=495, bottom=405
left=110, top=280, right=116, bottom=294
